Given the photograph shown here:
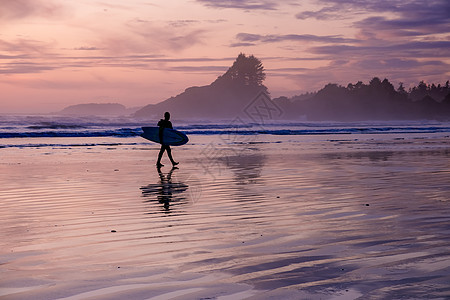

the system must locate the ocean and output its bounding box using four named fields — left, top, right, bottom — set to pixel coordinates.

left=1, top=114, right=450, bottom=145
